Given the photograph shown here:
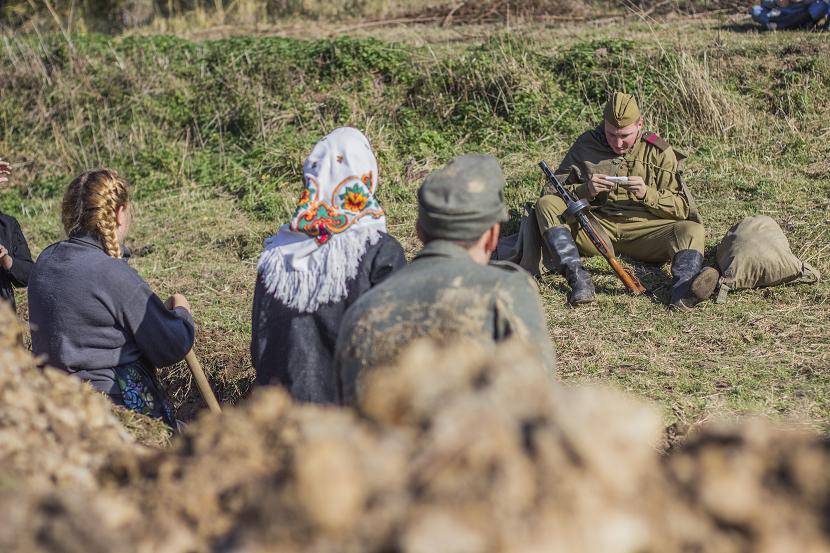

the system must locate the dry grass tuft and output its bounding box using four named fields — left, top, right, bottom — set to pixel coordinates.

left=656, top=51, right=747, bottom=137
